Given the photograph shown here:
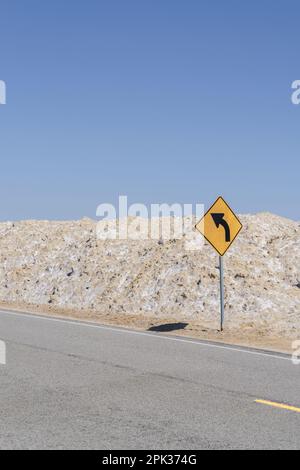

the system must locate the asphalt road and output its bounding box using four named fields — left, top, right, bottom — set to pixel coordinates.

left=0, top=309, right=299, bottom=450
